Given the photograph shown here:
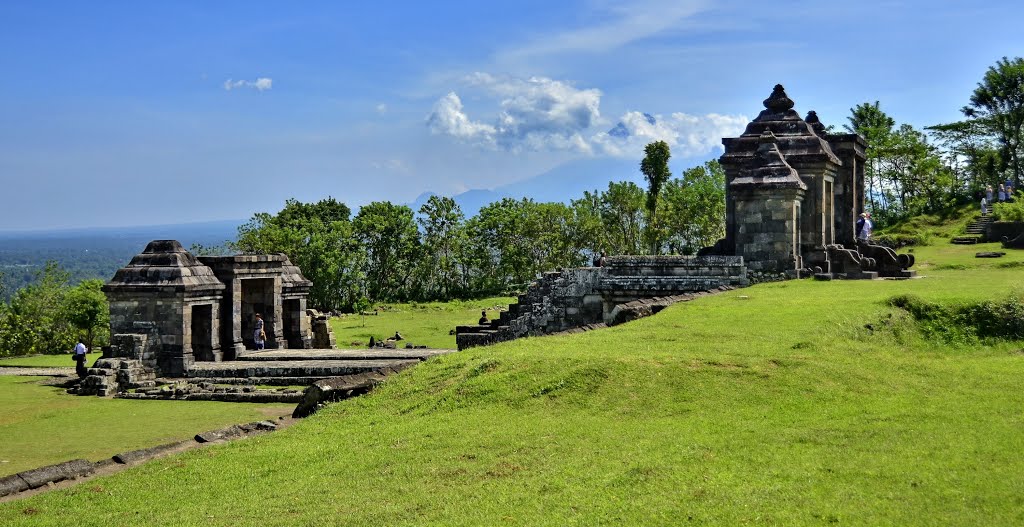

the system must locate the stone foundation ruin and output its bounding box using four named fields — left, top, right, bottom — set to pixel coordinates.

left=100, top=240, right=317, bottom=377
left=73, top=240, right=452, bottom=400
left=455, top=255, right=746, bottom=349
